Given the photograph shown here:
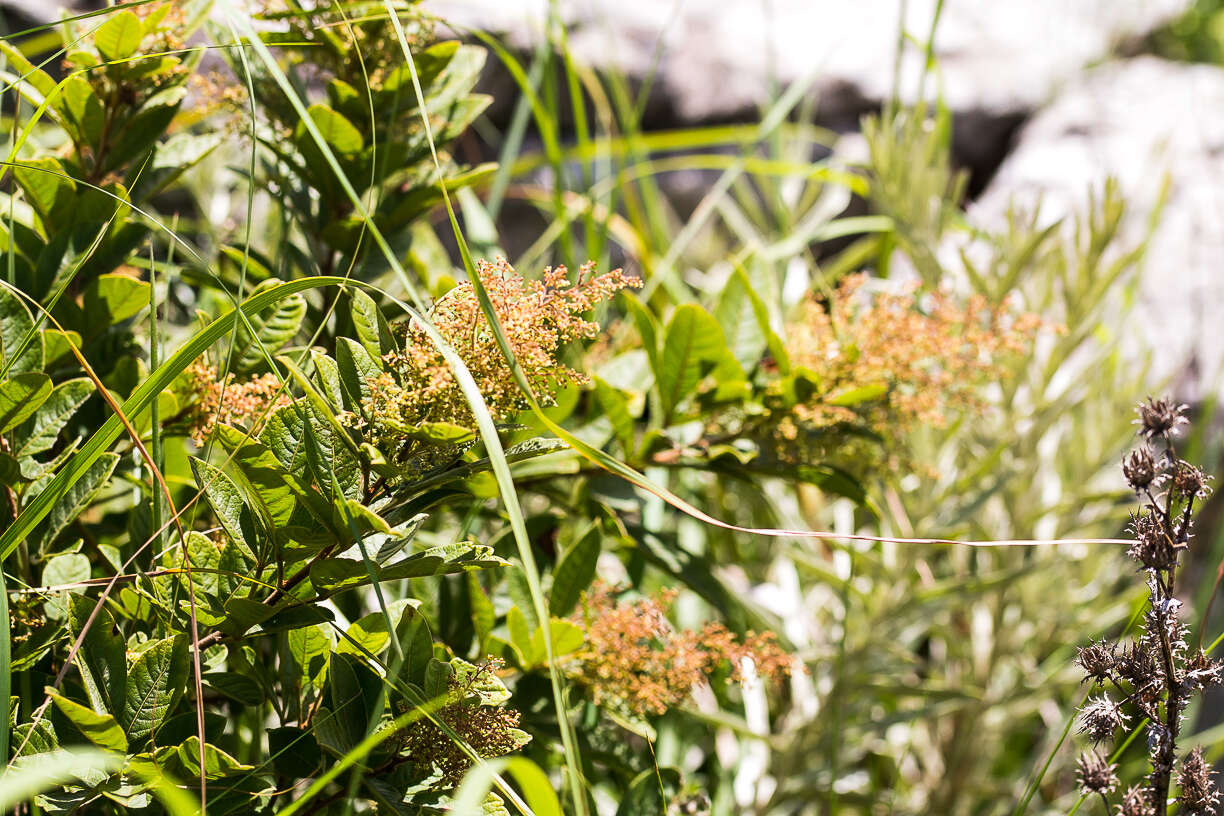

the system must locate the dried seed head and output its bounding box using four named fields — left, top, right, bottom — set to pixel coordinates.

left=1127, top=511, right=1178, bottom=571
left=1116, top=640, right=1162, bottom=696
left=1076, top=750, right=1120, bottom=795
left=1170, top=461, right=1213, bottom=501
left=1178, top=747, right=1221, bottom=815
left=1136, top=396, right=1189, bottom=442
left=1079, top=694, right=1129, bottom=743
left=1076, top=639, right=1118, bottom=685
left=1116, top=785, right=1156, bottom=816
left=1122, top=448, right=1159, bottom=491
